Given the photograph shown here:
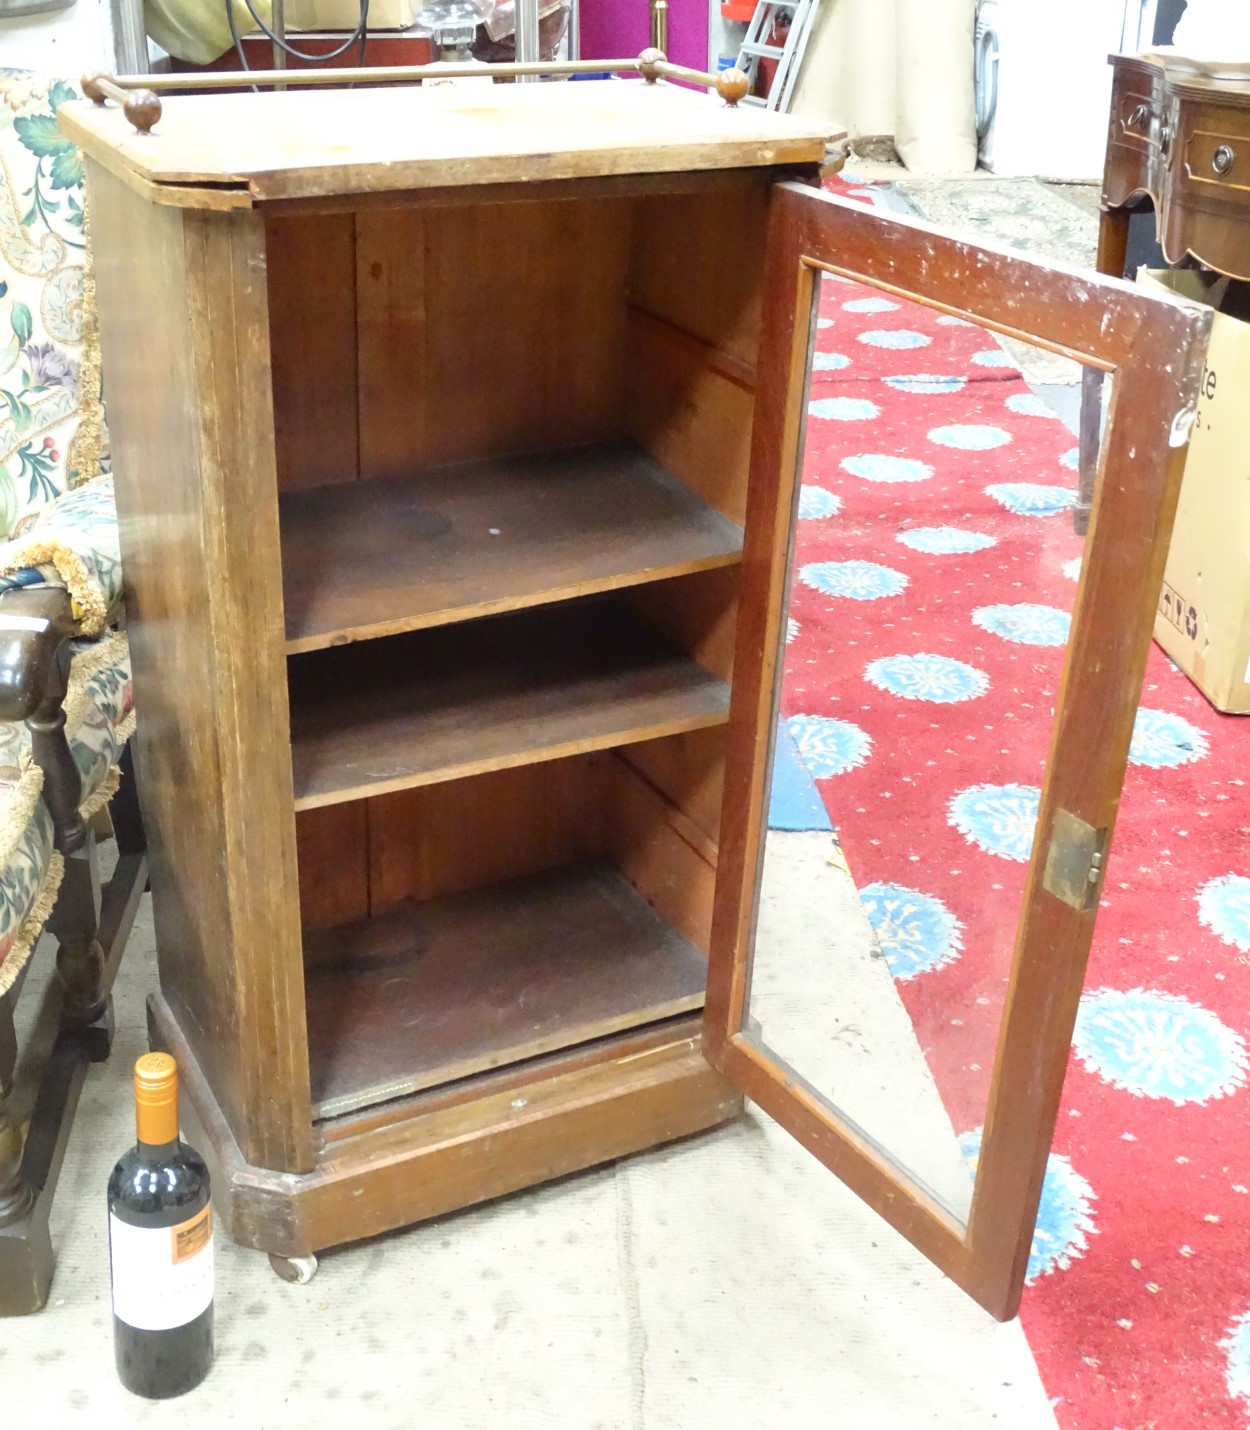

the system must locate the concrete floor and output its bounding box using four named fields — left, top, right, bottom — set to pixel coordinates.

left=752, top=833, right=977, bottom=1220
left=2, top=842, right=1059, bottom=1428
